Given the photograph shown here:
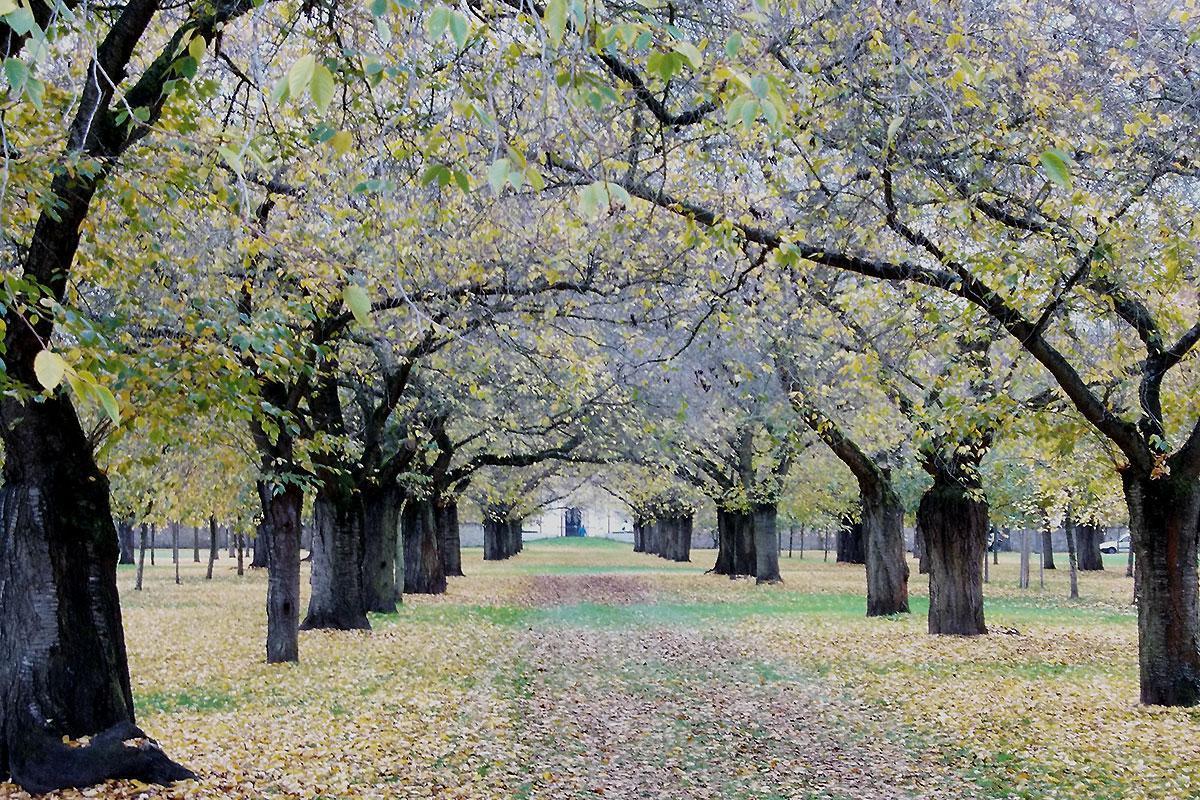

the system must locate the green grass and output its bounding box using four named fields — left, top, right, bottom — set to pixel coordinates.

left=136, top=688, right=239, bottom=715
